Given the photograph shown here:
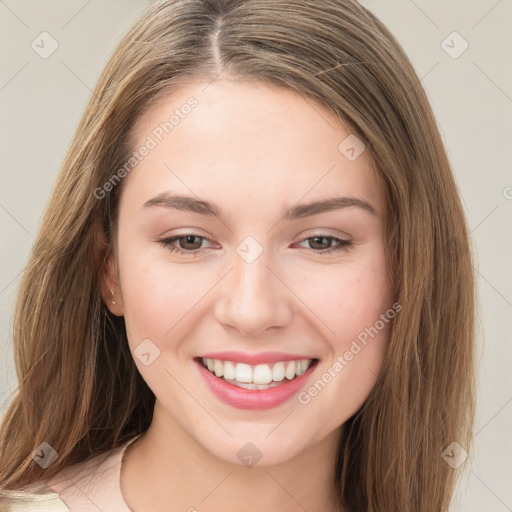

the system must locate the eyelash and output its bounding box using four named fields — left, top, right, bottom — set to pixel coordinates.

left=158, top=233, right=353, bottom=257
